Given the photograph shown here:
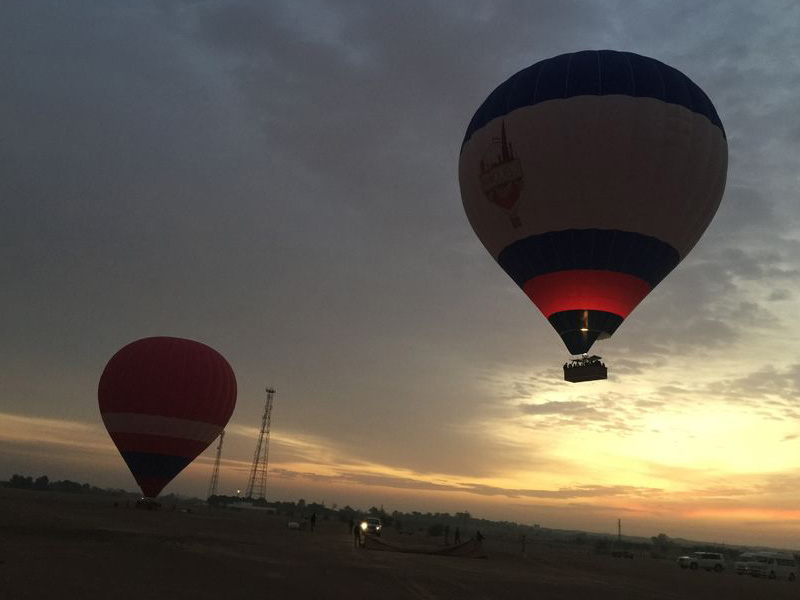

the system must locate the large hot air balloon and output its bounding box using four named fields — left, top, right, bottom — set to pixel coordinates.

left=459, top=50, right=727, bottom=380
left=98, top=337, right=236, bottom=497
